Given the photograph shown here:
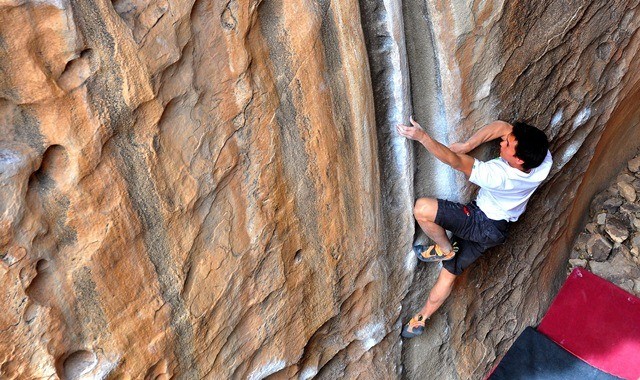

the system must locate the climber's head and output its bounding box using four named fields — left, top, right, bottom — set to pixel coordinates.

left=500, top=122, right=549, bottom=171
